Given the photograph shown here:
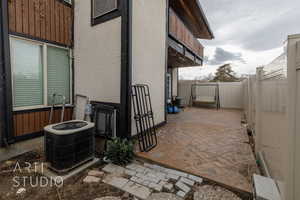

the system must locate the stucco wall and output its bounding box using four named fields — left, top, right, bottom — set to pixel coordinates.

left=131, top=0, right=167, bottom=135
left=172, top=68, right=178, bottom=97
left=74, top=0, right=121, bottom=103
